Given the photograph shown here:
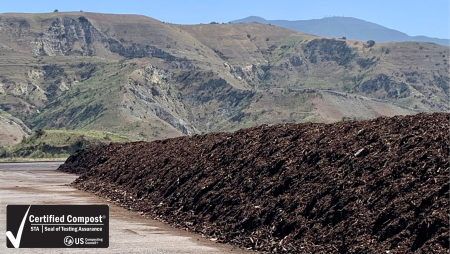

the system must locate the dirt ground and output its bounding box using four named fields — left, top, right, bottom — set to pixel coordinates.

left=59, top=113, right=449, bottom=253
left=0, top=162, right=254, bottom=253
